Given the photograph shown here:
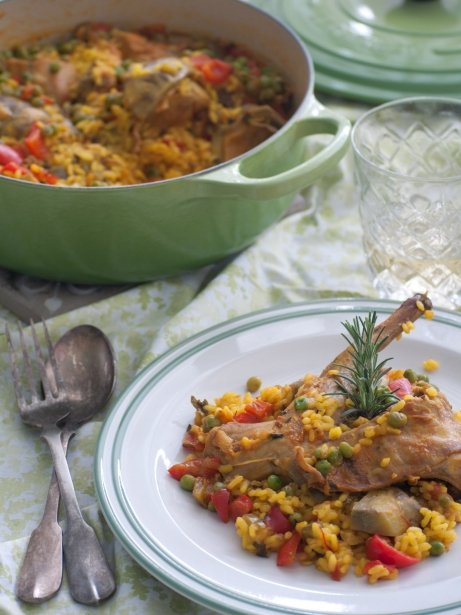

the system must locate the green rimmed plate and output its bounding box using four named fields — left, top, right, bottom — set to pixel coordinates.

left=94, top=299, right=461, bottom=615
